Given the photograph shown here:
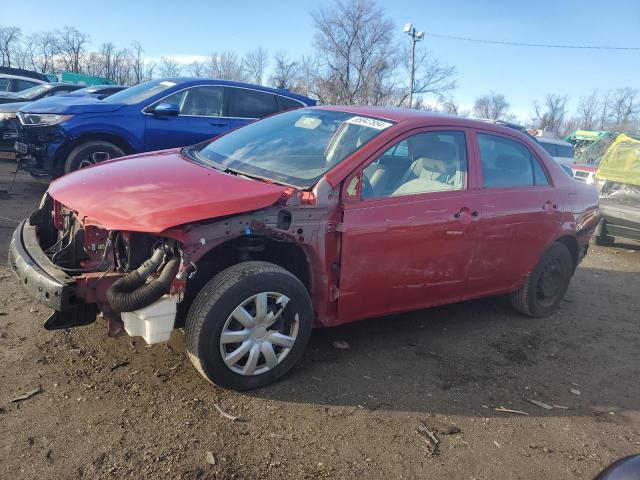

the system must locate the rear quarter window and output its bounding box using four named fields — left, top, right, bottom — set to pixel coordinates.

left=230, top=88, right=278, bottom=118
